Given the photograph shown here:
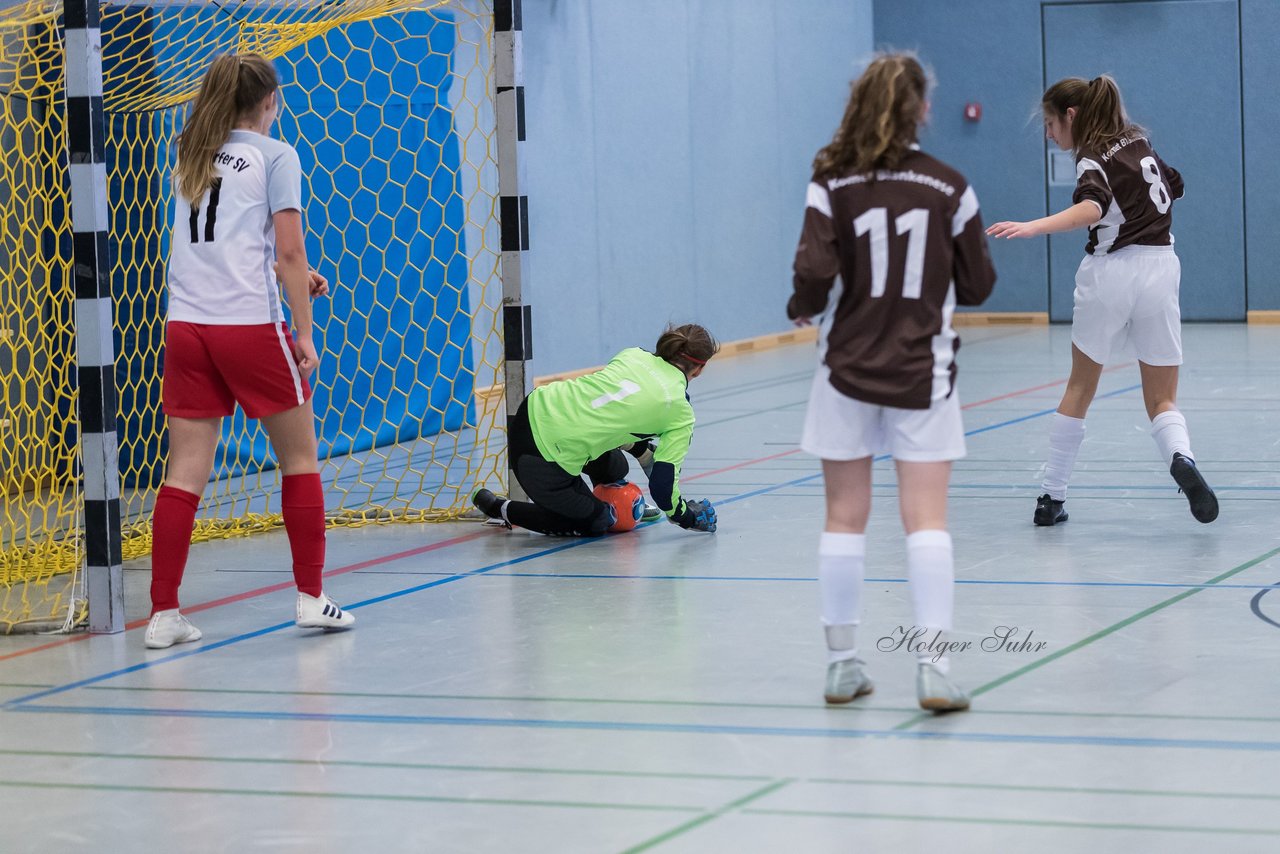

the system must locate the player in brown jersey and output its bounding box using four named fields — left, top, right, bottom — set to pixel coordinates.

left=788, top=53, right=996, bottom=712
left=987, top=76, right=1217, bottom=527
